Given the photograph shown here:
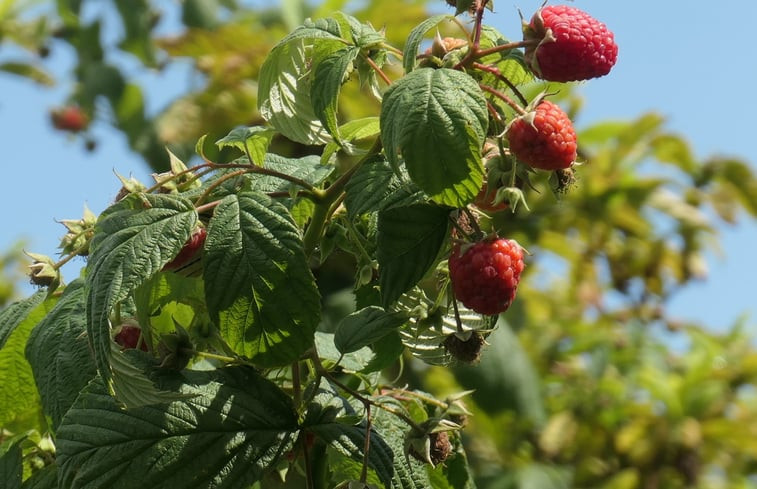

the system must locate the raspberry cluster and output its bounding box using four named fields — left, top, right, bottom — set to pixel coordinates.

left=448, top=238, right=525, bottom=315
